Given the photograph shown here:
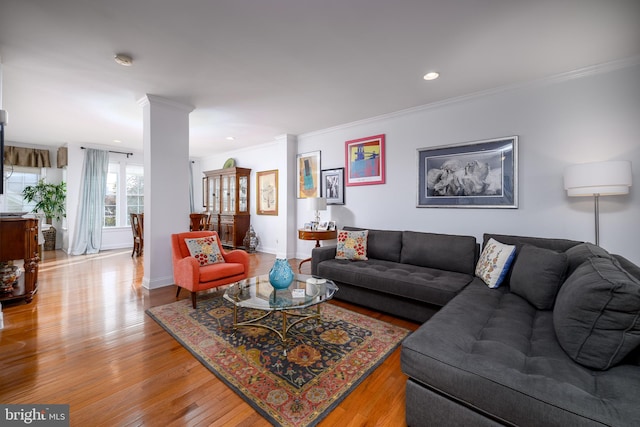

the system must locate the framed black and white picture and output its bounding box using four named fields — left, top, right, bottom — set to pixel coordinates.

left=321, top=167, right=345, bottom=205
left=417, top=136, right=518, bottom=208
